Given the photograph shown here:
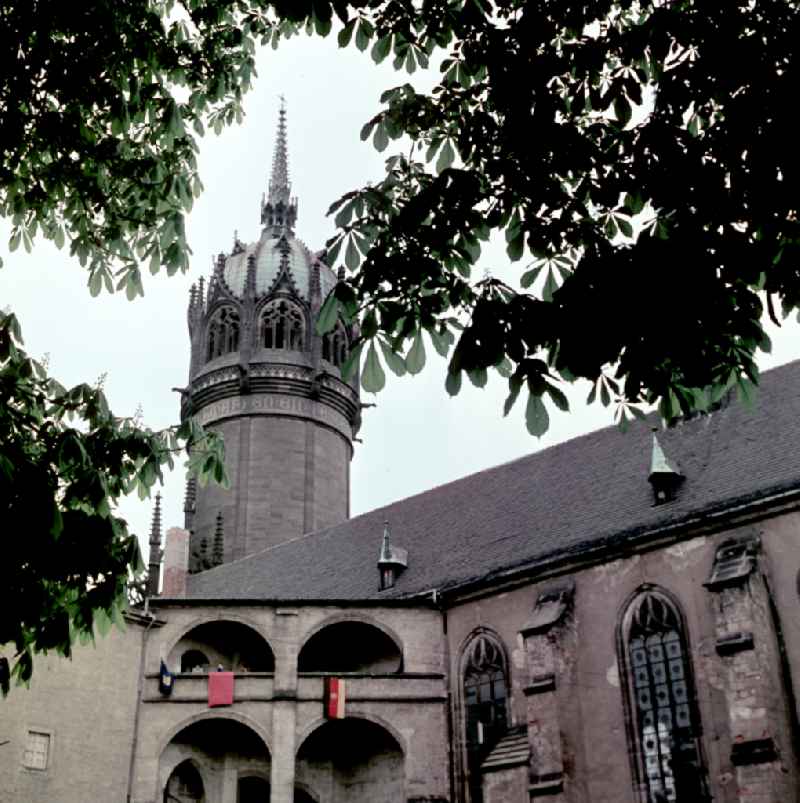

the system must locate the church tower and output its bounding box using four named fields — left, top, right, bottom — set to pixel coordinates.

left=180, top=102, right=360, bottom=571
